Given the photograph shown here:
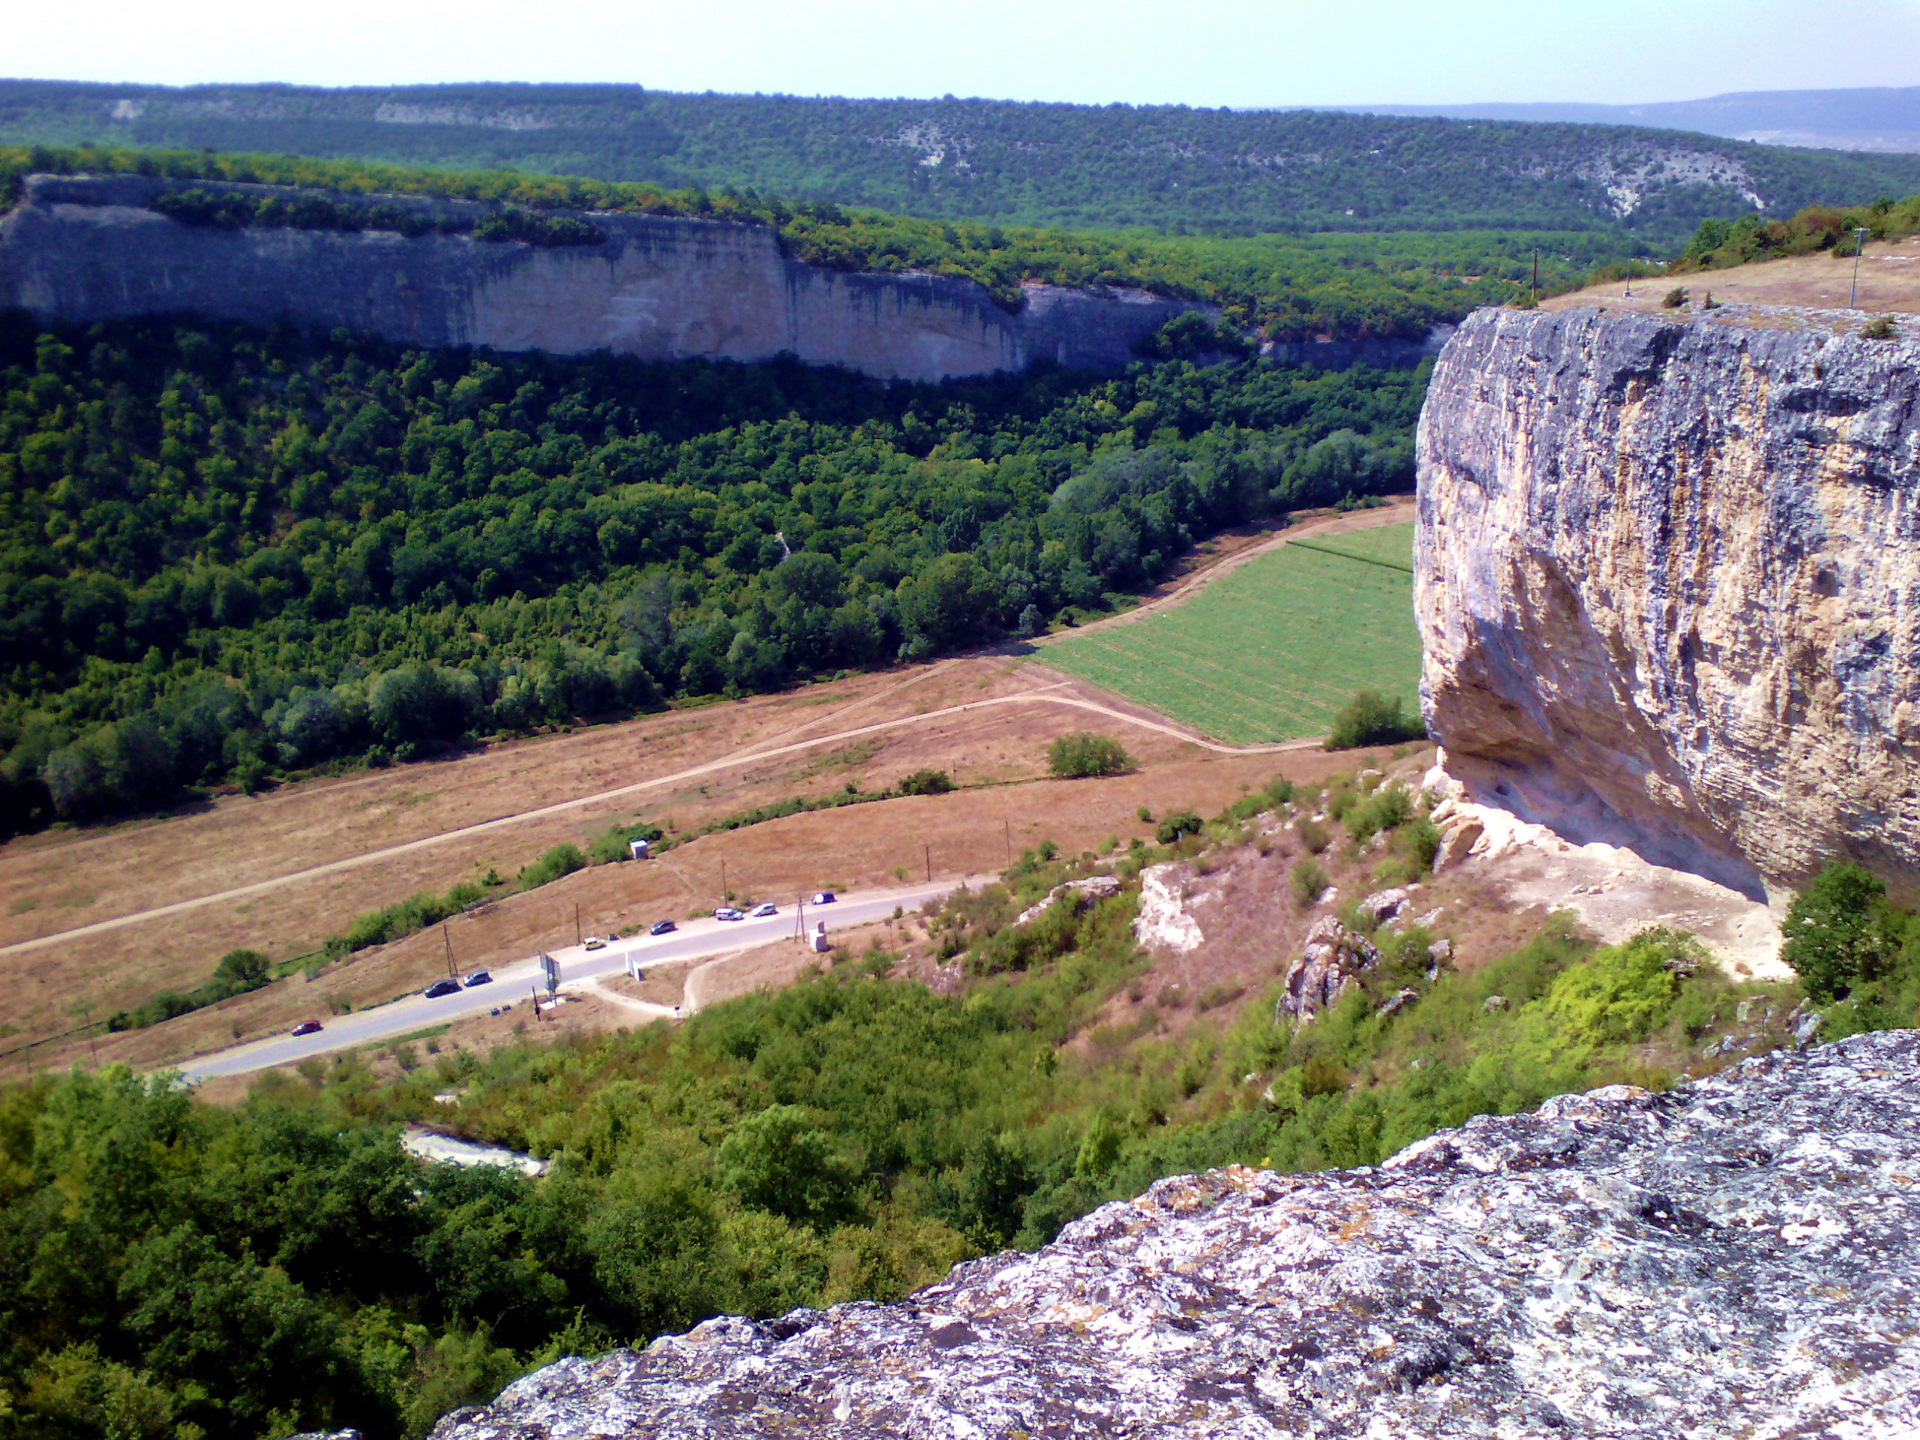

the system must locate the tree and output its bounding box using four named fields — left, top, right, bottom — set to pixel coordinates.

left=1046, top=732, right=1133, bottom=779
left=716, top=1105, right=862, bottom=1230
left=1325, top=690, right=1424, bottom=750
left=897, top=768, right=954, bottom=796
left=1782, top=861, right=1889, bottom=1003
